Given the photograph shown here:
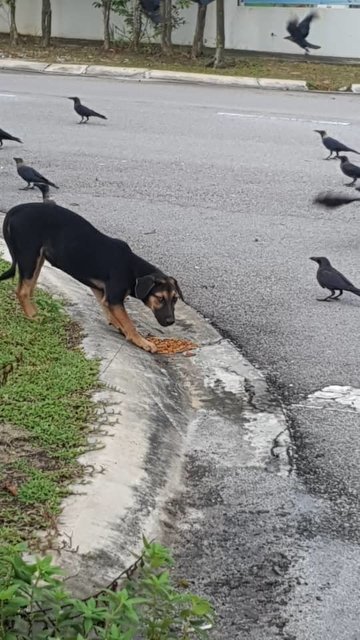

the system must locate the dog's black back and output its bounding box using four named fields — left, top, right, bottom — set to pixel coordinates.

left=1, top=202, right=183, bottom=343
left=3, top=203, right=157, bottom=302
